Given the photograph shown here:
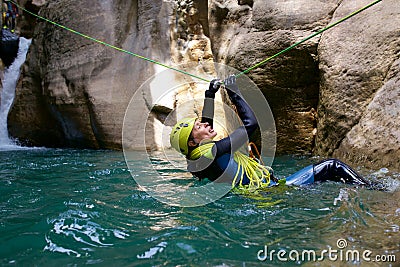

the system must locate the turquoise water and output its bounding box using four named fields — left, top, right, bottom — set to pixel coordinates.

left=0, top=149, right=399, bottom=266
